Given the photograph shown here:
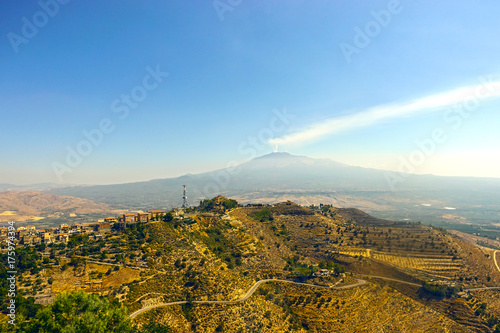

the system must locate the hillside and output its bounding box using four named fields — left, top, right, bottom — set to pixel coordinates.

left=3, top=198, right=499, bottom=332
left=0, top=191, right=125, bottom=226
left=47, top=153, right=500, bottom=225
